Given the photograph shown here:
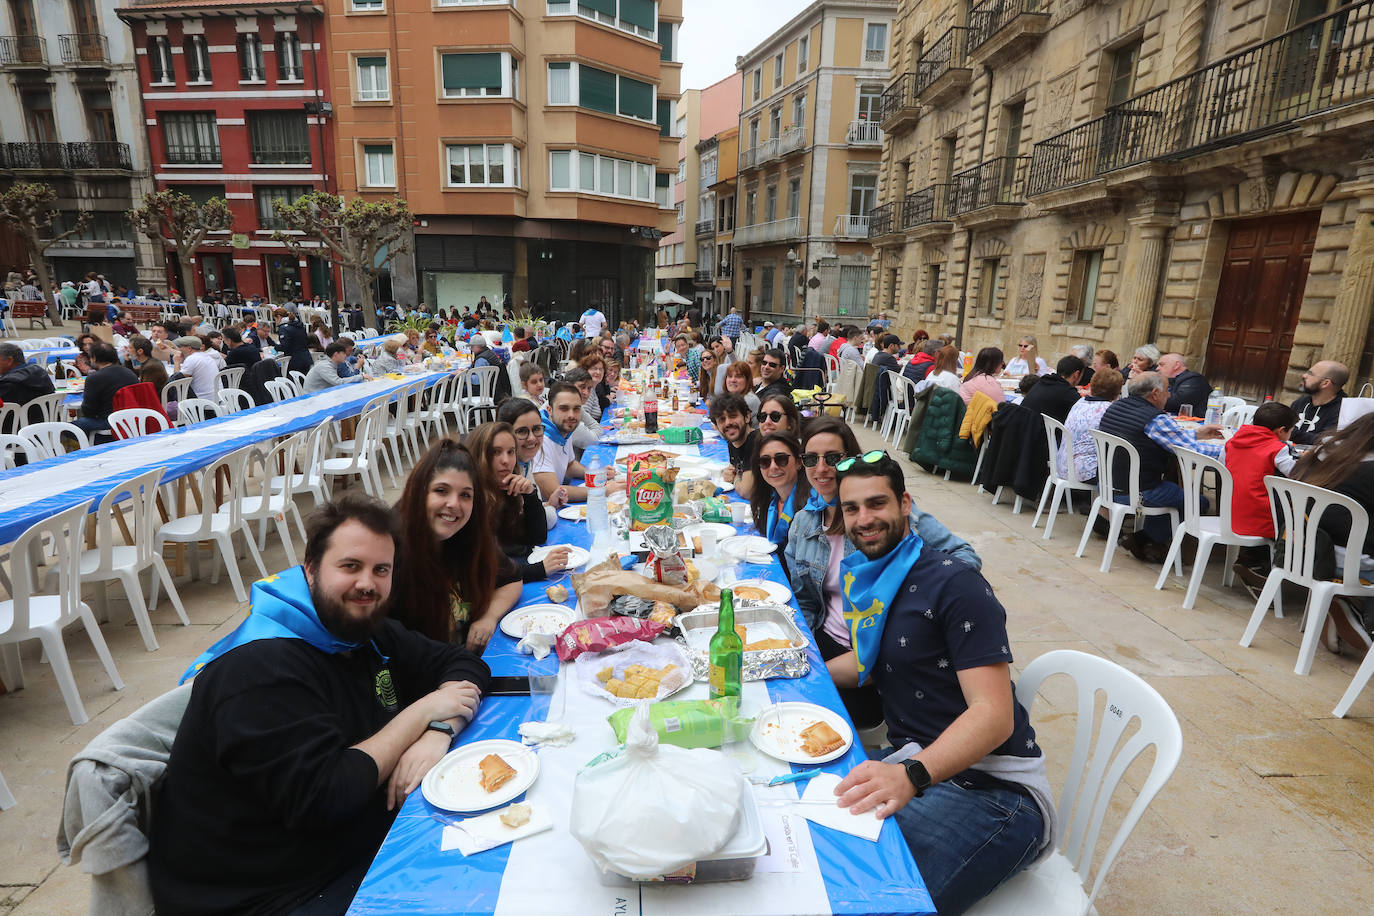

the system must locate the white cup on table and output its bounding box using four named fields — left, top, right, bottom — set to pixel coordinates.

left=699, top=528, right=718, bottom=557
